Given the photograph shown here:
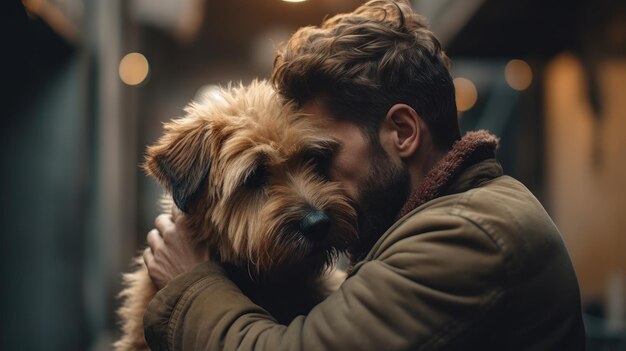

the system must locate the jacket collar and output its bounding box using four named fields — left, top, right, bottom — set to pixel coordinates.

left=396, top=130, right=501, bottom=219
